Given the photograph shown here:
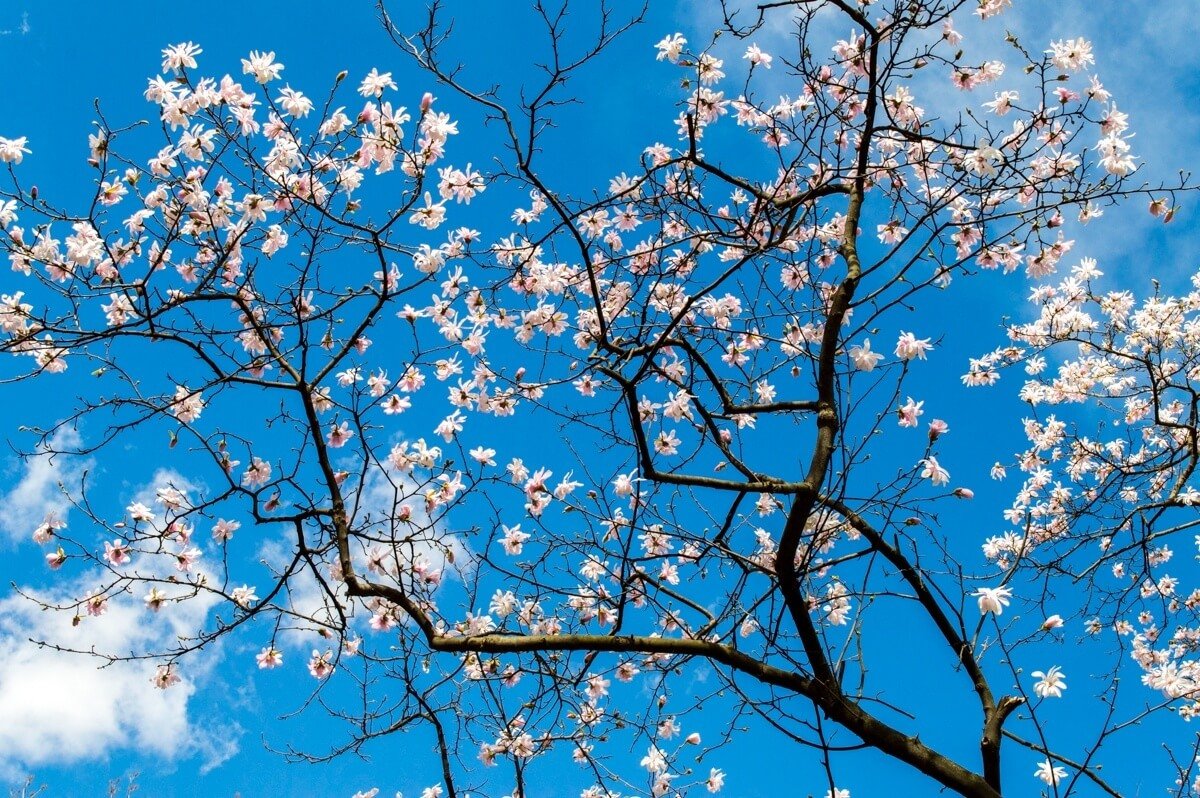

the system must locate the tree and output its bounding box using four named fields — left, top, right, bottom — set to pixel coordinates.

left=0, top=0, right=1195, bottom=795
